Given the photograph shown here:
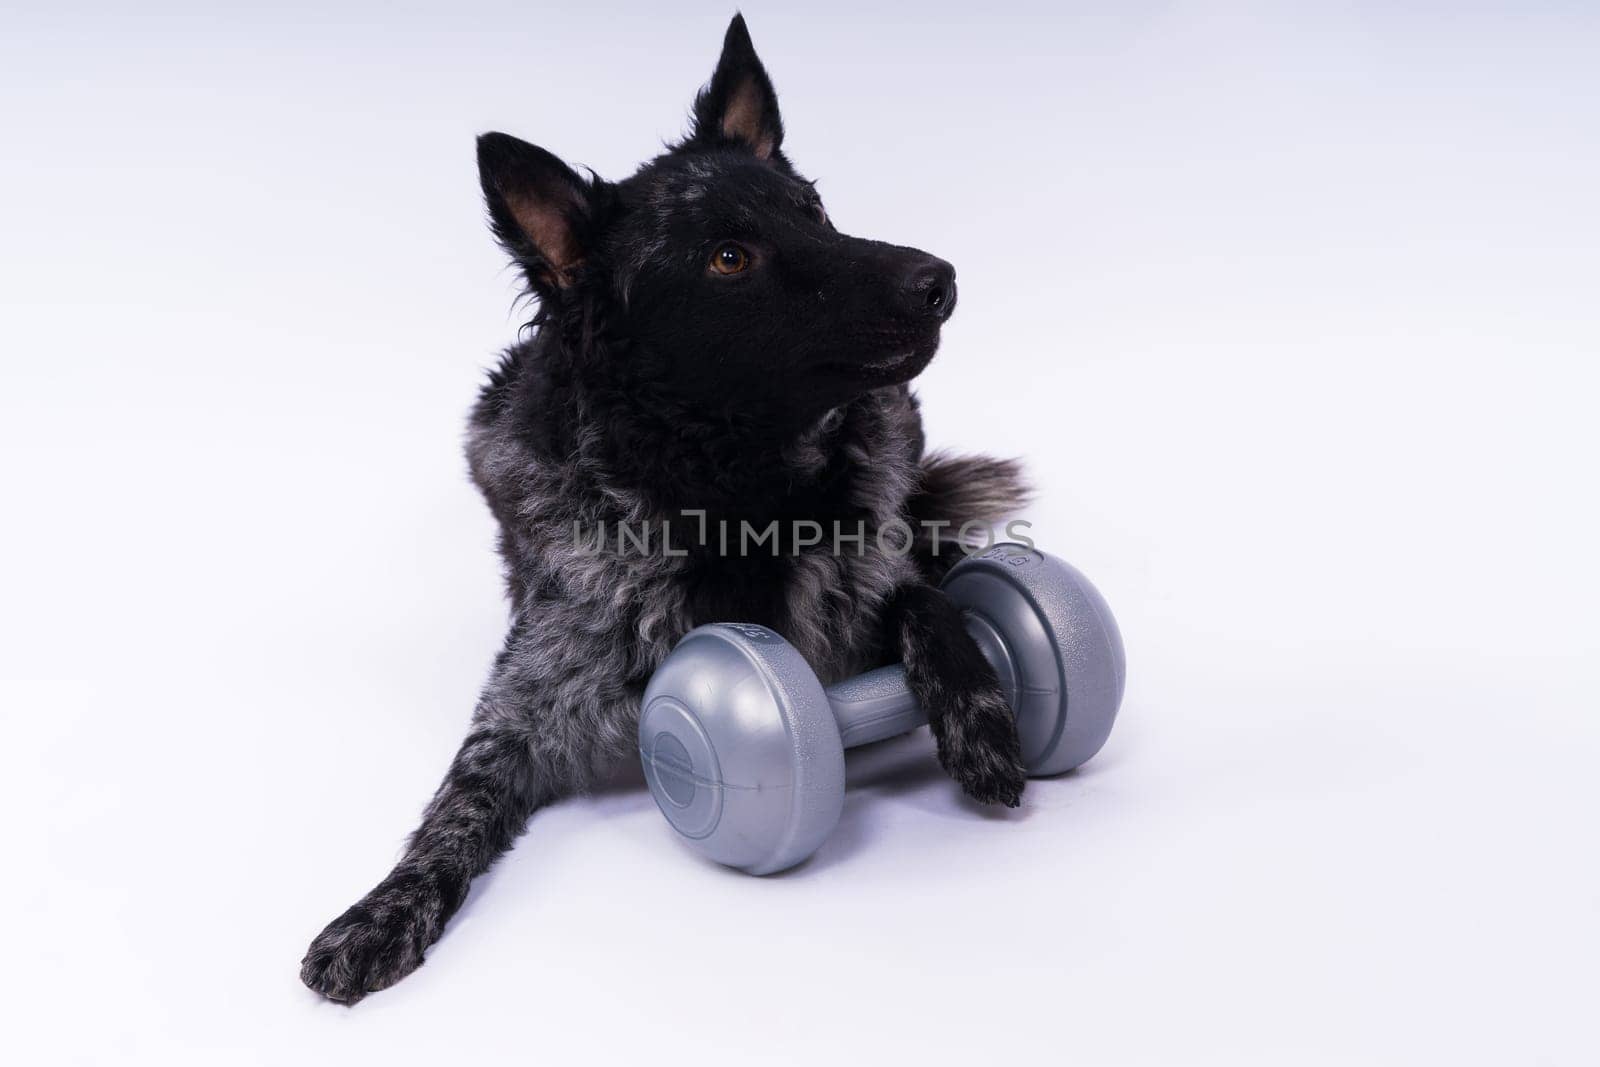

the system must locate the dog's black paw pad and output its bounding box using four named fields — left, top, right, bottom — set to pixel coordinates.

left=933, top=684, right=1027, bottom=808
left=955, top=755, right=1026, bottom=808
left=300, top=901, right=426, bottom=1004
